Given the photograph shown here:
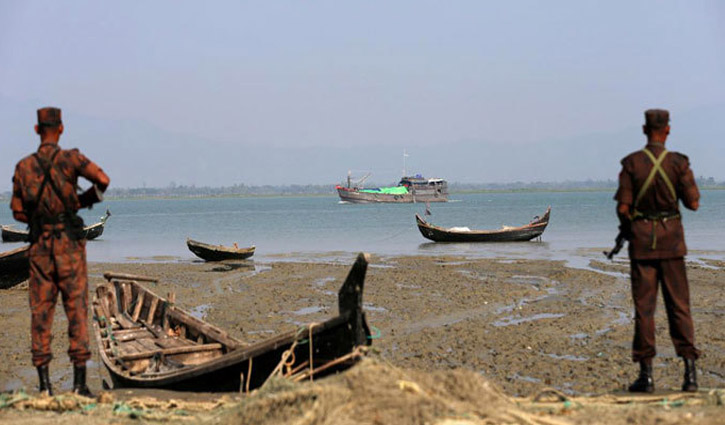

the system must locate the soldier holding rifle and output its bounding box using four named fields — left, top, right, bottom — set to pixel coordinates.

left=613, top=109, right=700, bottom=393
left=11, top=107, right=110, bottom=396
